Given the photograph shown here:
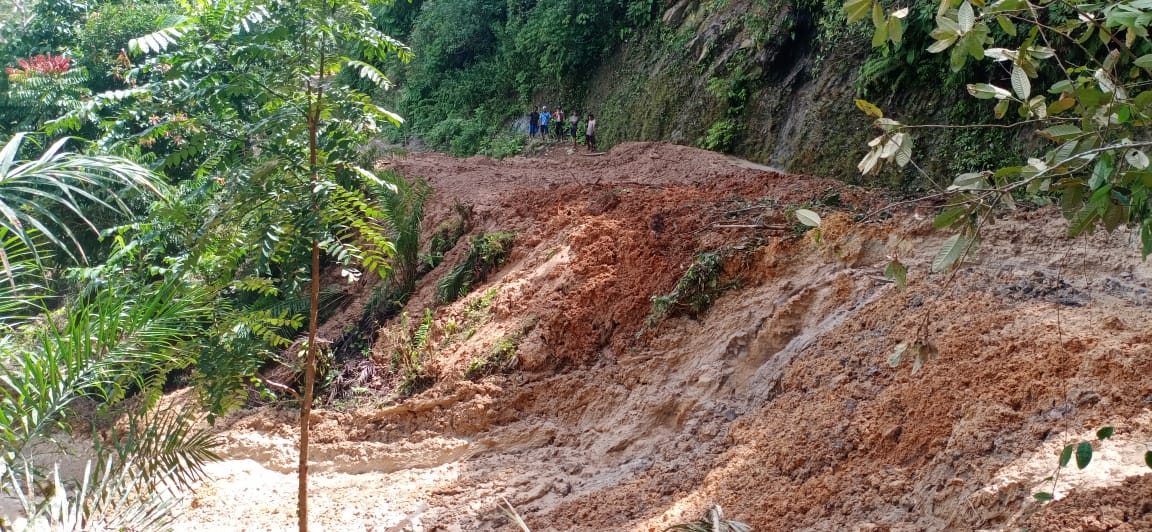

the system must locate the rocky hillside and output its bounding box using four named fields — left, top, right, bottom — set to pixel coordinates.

left=583, top=0, right=1019, bottom=184
left=383, top=0, right=1023, bottom=185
